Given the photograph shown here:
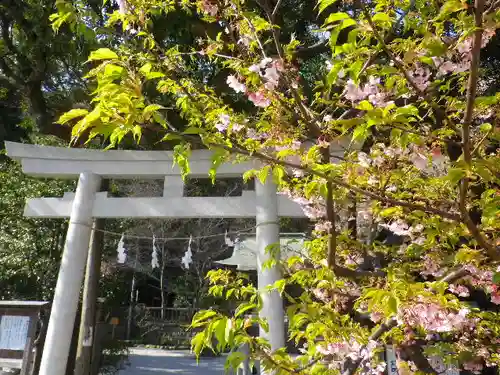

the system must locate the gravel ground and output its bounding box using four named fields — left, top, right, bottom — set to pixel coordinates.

left=118, top=348, right=227, bottom=375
